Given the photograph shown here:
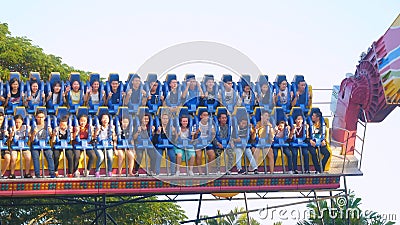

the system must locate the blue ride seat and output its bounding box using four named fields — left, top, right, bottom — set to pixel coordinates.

left=237, top=74, right=255, bottom=114
left=200, top=74, right=219, bottom=114
left=273, top=74, right=292, bottom=113
left=251, top=107, right=273, bottom=149
left=86, top=73, right=105, bottom=115
left=193, top=106, right=214, bottom=150
left=31, top=106, right=52, bottom=150
left=181, top=74, right=201, bottom=114
left=52, top=107, right=73, bottom=151
left=126, top=73, right=144, bottom=114
left=0, top=113, right=10, bottom=151
left=219, top=74, right=239, bottom=113
left=145, top=74, right=163, bottom=115
left=231, top=106, right=252, bottom=149
left=289, top=107, right=309, bottom=148
left=163, top=74, right=182, bottom=108
left=155, top=106, right=175, bottom=149
left=25, top=72, right=45, bottom=114
left=46, top=72, right=65, bottom=115
left=307, top=107, right=326, bottom=147
left=255, top=75, right=274, bottom=112
left=291, top=75, right=310, bottom=114
left=94, top=107, right=114, bottom=150
left=175, top=107, right=195, bottom=150
left=106, top=73, right=123, bottom=115
left=5, top=72, right=25, bottom=115
left=134, top=106, right=154, bottom=150
left=271, top=106, right=290, bottom=172
left=288, top=107, right=308, bottom=173
left=270, top=106, right=290, bottom=148
left=213, top=107, right=231, bottom=149
left=66, top=72, right=85, bottom=114
left=73, top=107, right=93, bottom=151
left=115, top=106, right=135, bottom=150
